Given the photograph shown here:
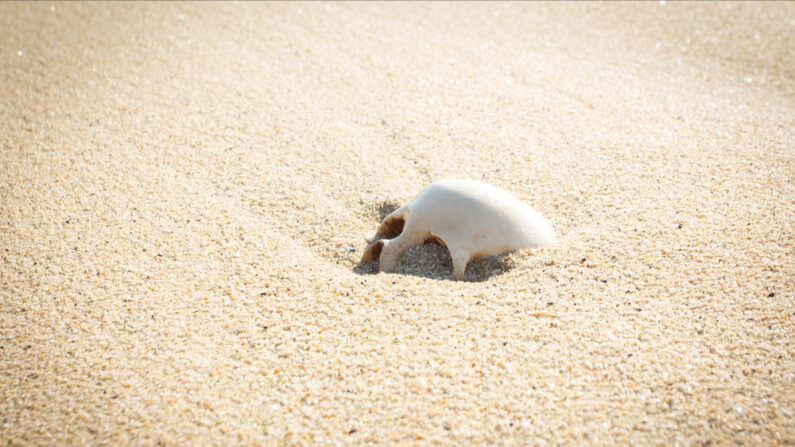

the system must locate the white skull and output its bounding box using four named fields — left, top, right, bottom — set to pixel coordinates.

left=361, top=179, right=555, bottom=280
